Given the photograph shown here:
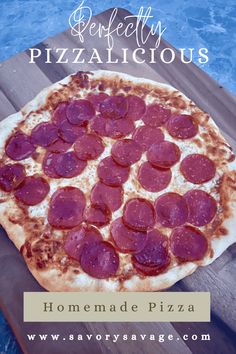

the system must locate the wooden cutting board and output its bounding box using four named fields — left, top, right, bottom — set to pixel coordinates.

left=0, top=8, right=236, bottom=354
